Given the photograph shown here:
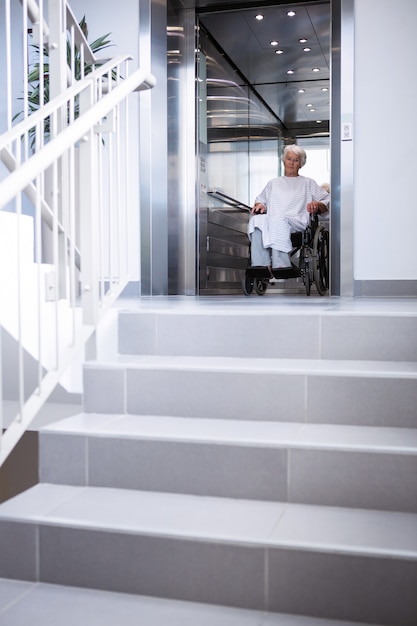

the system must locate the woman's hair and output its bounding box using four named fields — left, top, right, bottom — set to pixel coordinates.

left=282, top=144, right=307, bottom=168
